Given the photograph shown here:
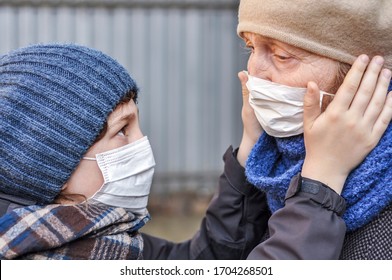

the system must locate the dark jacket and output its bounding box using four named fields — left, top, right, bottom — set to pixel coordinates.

left=142, top=146, right=348, bottom=259
left=340, top=204, right=392, bottom=259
